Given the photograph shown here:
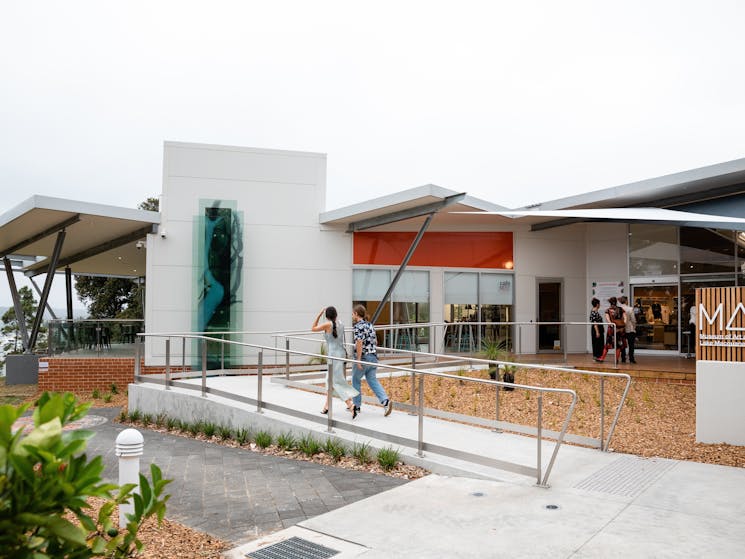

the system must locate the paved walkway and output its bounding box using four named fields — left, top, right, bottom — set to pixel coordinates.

left=85, top=408, right=405, bottom=544
left=124, top=375, right=745, bottom=558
